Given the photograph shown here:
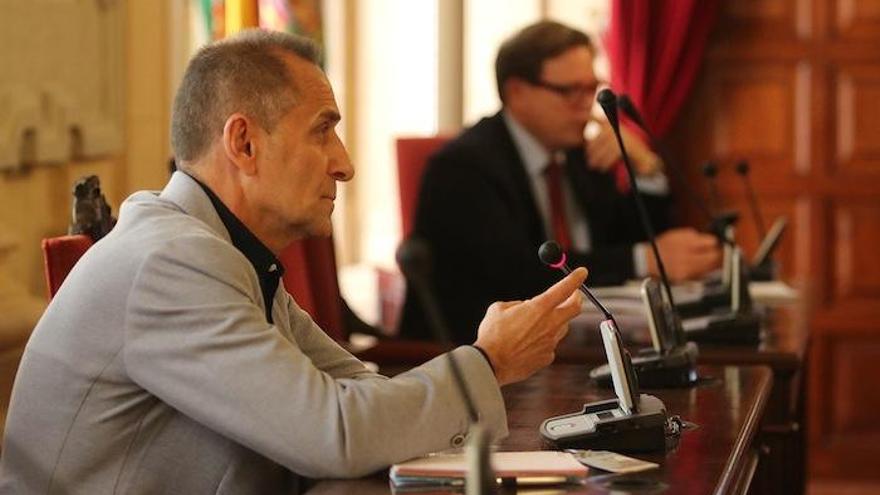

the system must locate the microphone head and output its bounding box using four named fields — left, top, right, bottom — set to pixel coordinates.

left=617, top=94, right=636, bottom=118
left=702, top=161, right=718, bottom=178
left=596, top=88, right=619, bottom=130
left=735, top=160, right=749, bottom=176
left=538, top=241, right=566, bottom=268
left=396, top=238, right=433, bottom=281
